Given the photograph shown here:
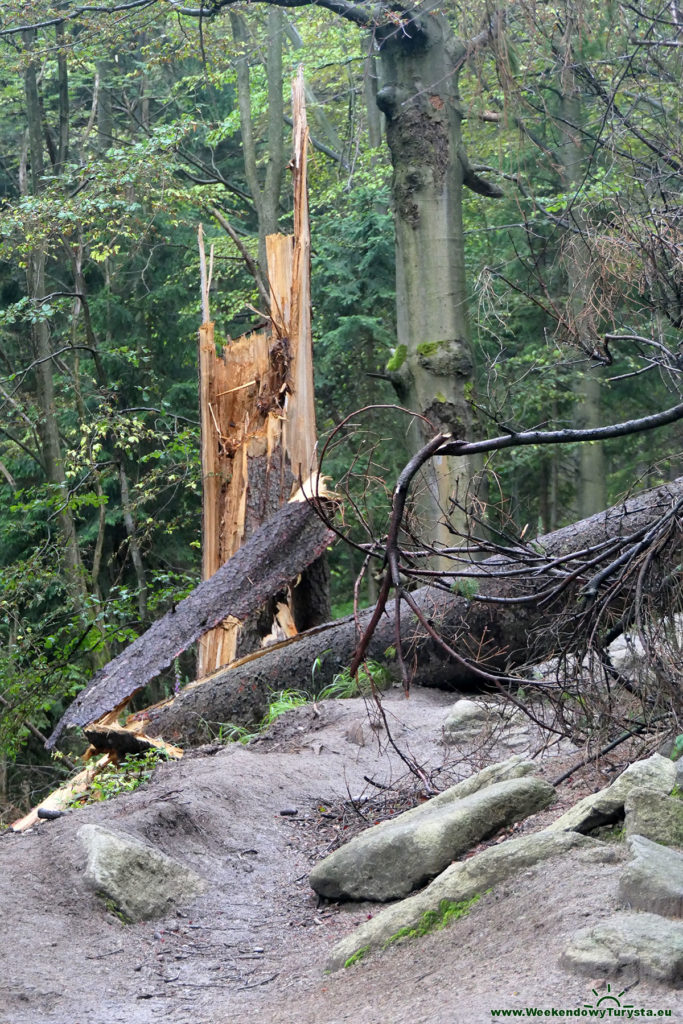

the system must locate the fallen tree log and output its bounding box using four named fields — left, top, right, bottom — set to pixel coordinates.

left=46, top=497, right=335, bottom=749
left=143, top=477, right=683, bottom=747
